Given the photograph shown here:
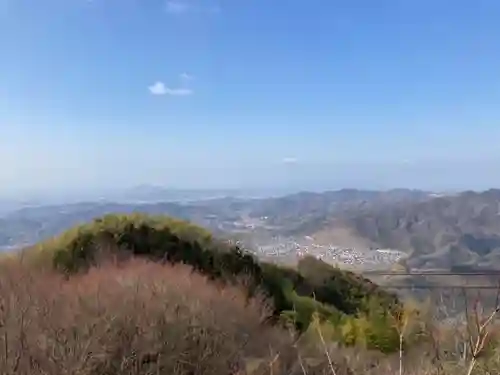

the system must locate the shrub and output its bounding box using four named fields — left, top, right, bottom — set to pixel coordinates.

left=0, top=258, right=322, bottom=375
